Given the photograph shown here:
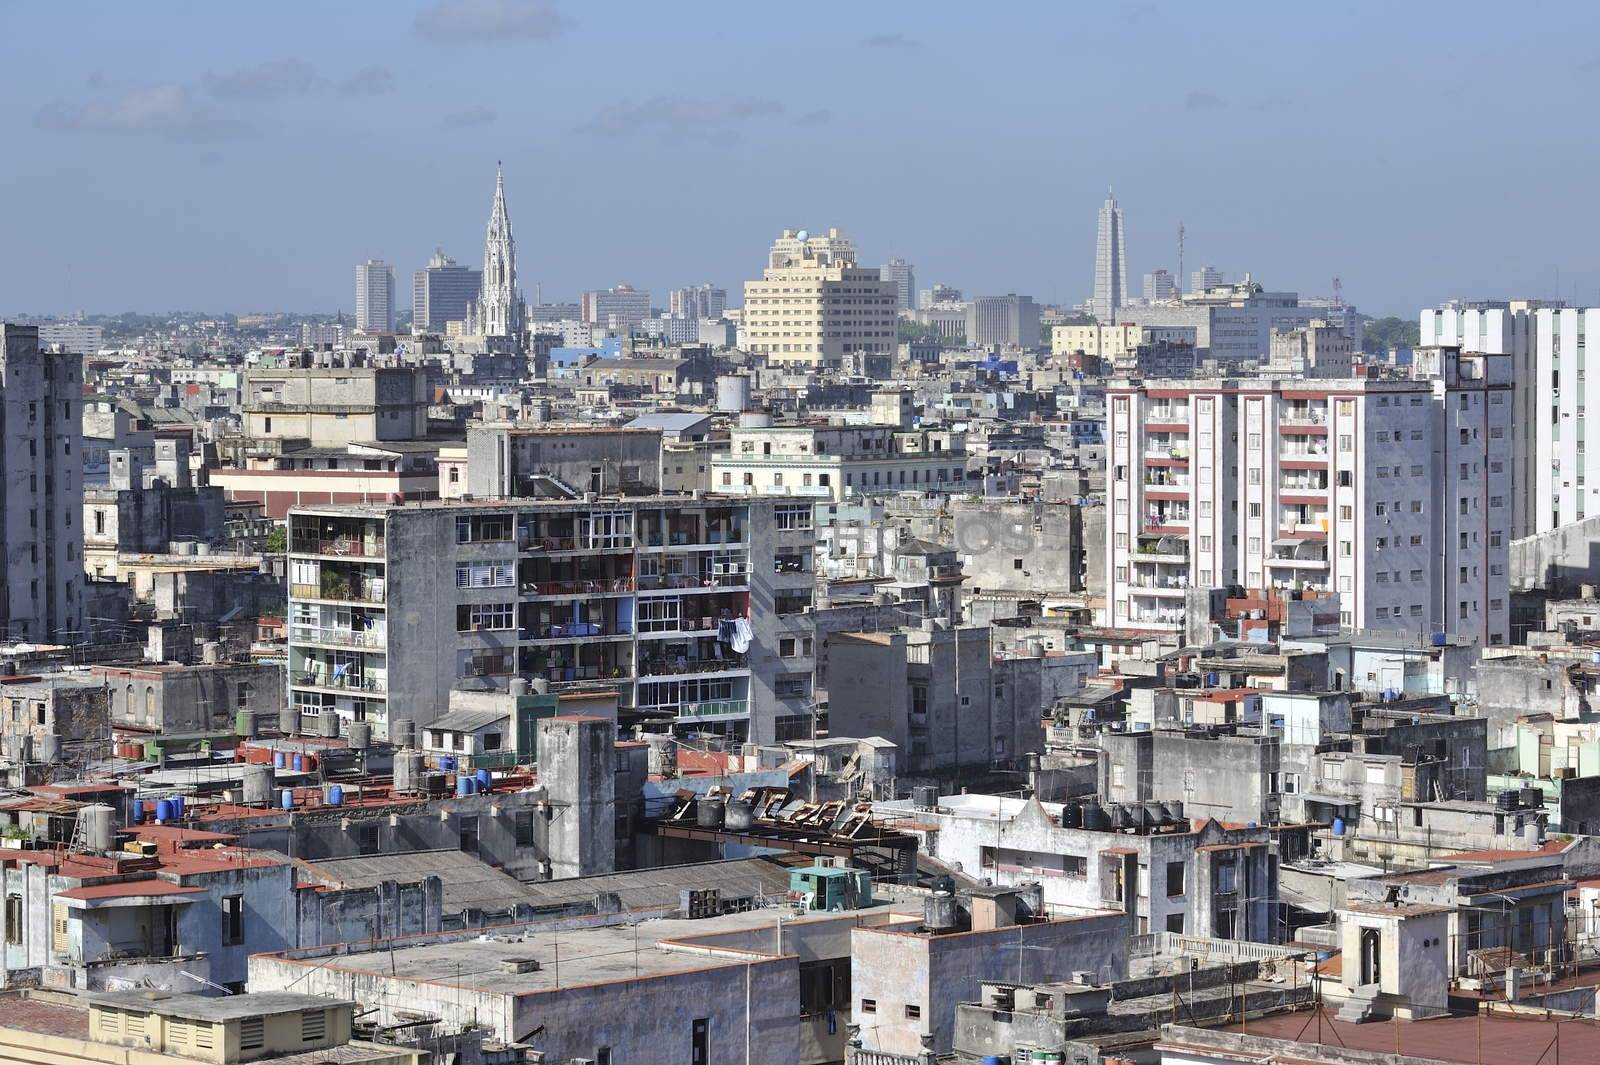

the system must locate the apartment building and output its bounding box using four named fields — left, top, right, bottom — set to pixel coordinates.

left=1420, top=301, right=1589, bottom=539
left=1105, top=350, right=1511, bottom=647
left=241, top=357, right=430, bottom=447
left=1051, top=323, right=1196, bottom=361
left=742, top=228, right=898, bottom=369
left=710, top=422, right=968, bottom=502
left=285, top=496, right=816, bottom=744
left=0, top=324, right=84, bottom=643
